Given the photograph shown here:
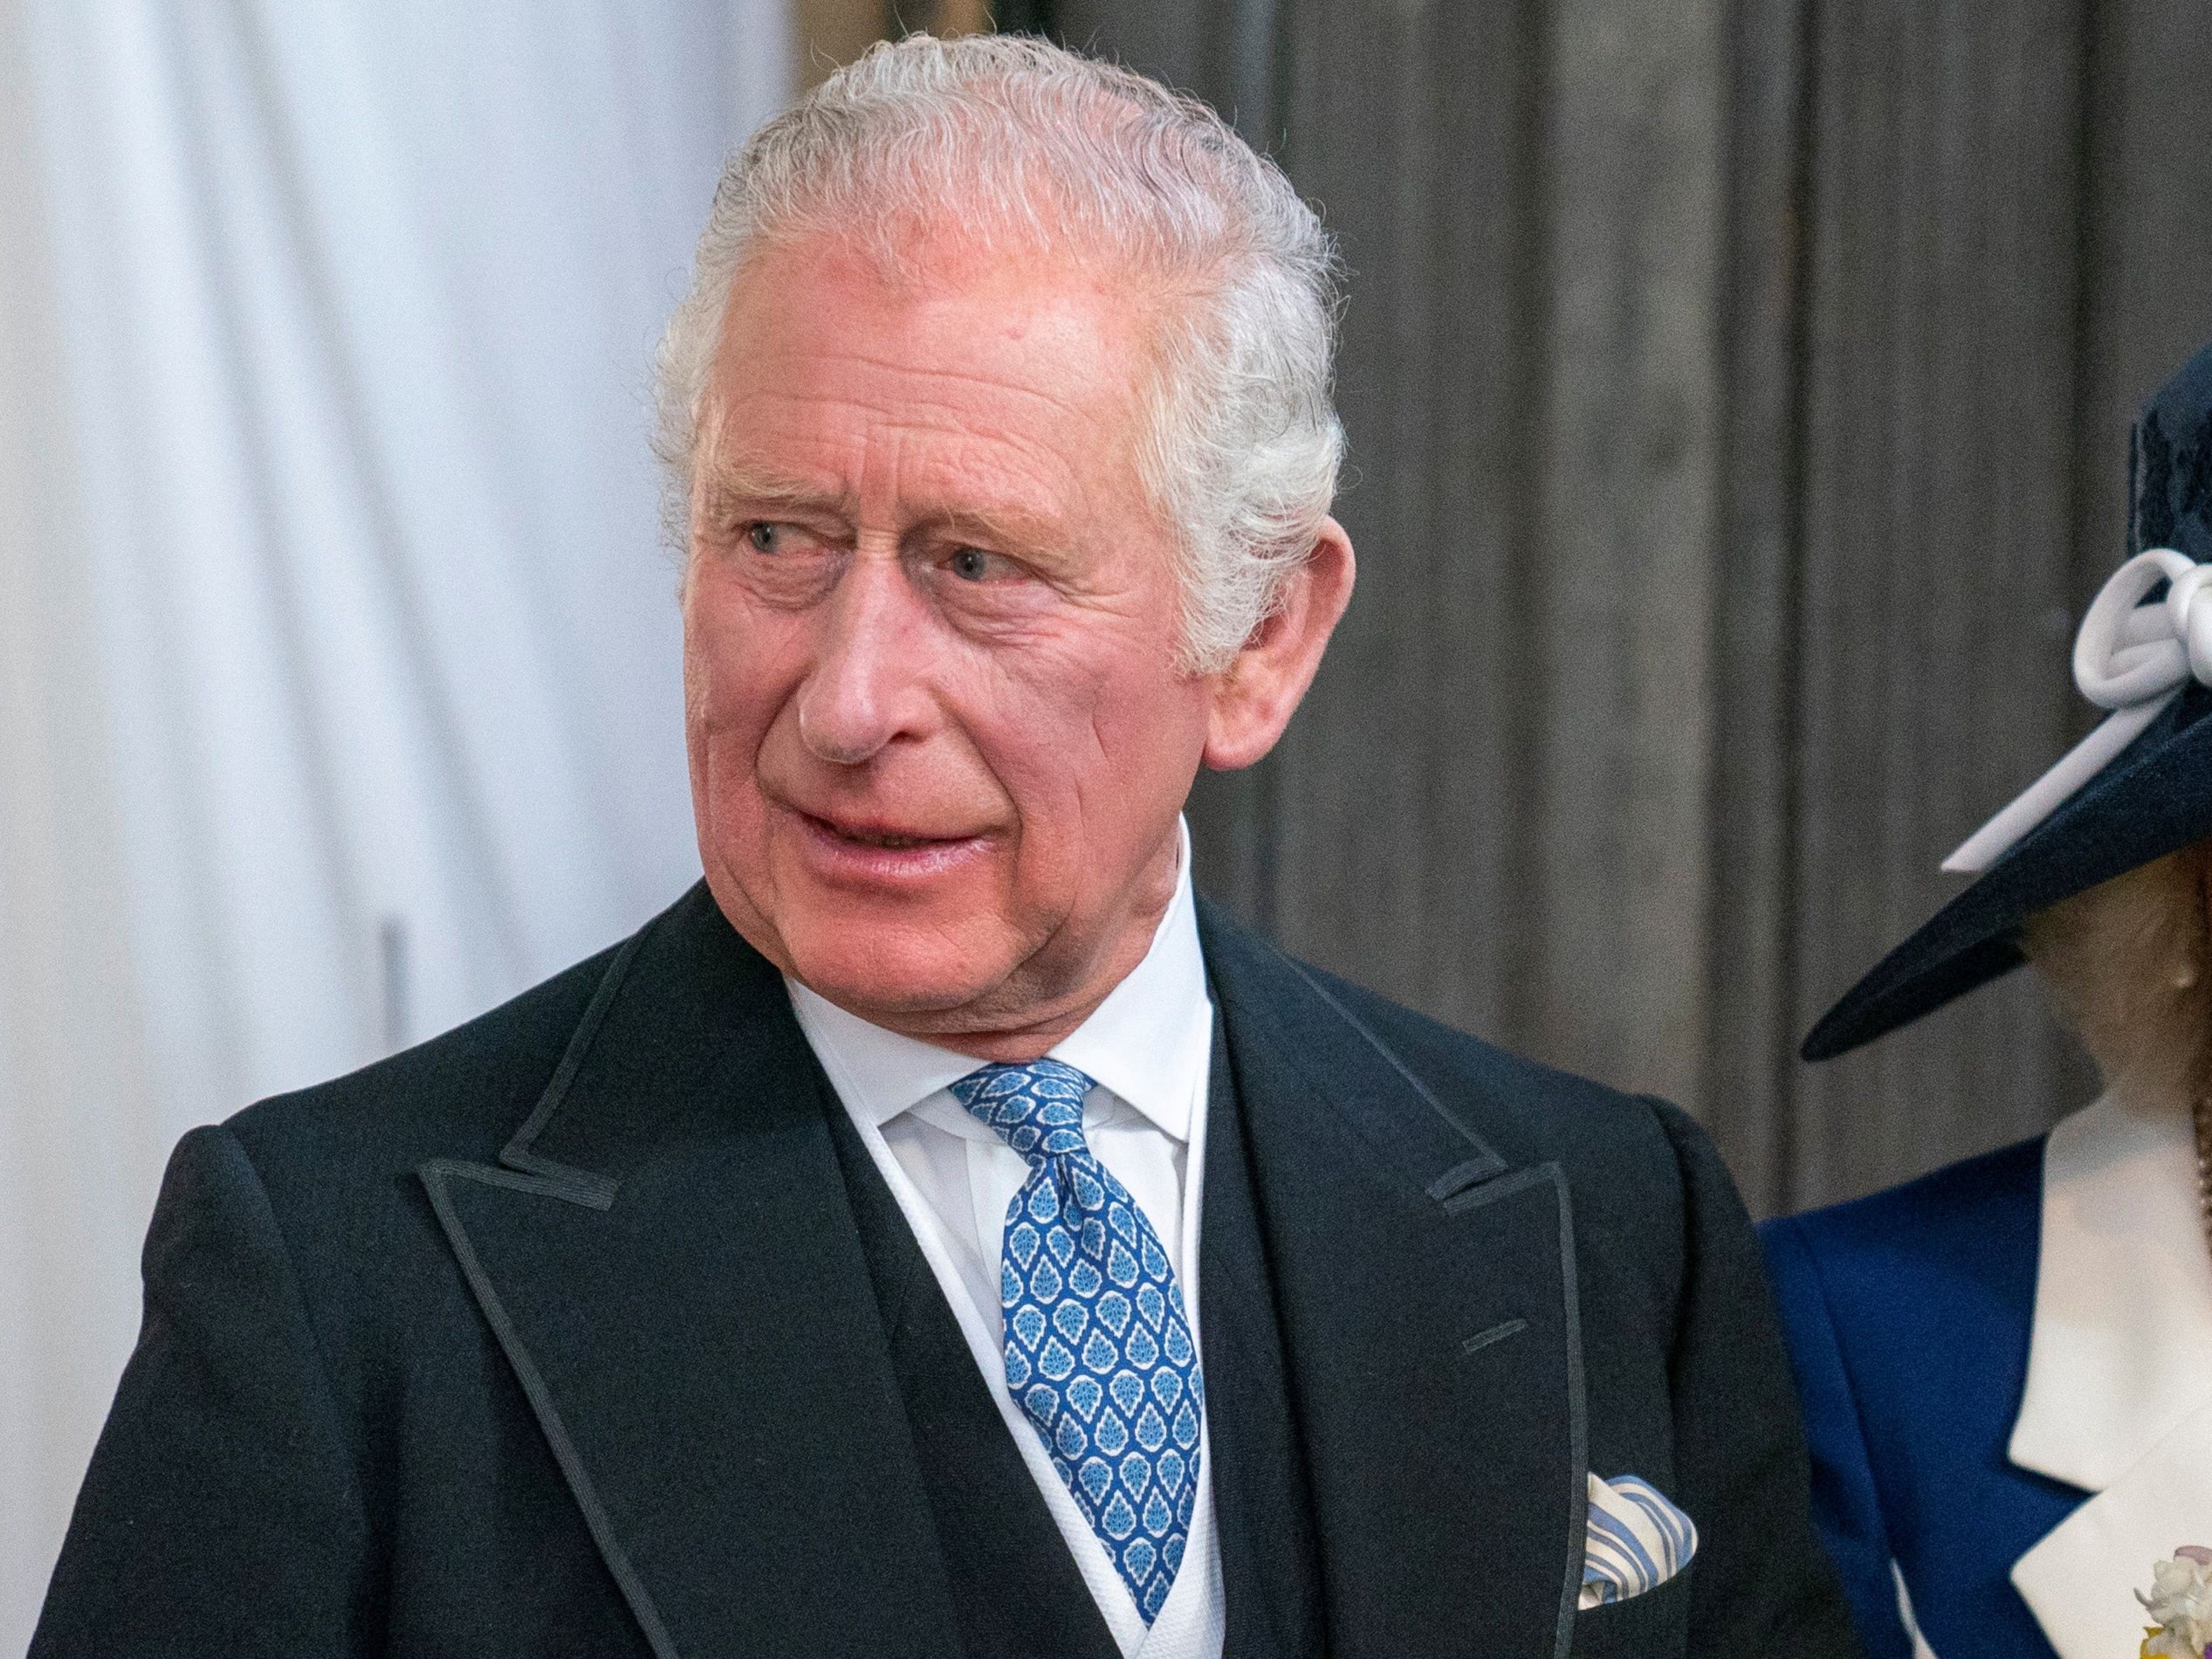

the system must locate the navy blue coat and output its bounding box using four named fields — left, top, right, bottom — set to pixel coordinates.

left=1760, top=1140, right=2089, bottom=1659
